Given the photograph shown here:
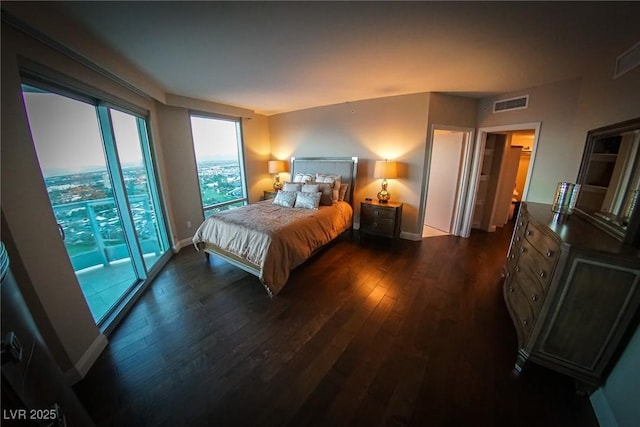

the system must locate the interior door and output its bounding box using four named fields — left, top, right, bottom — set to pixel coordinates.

left=424, top=131, right=465, bottom=233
